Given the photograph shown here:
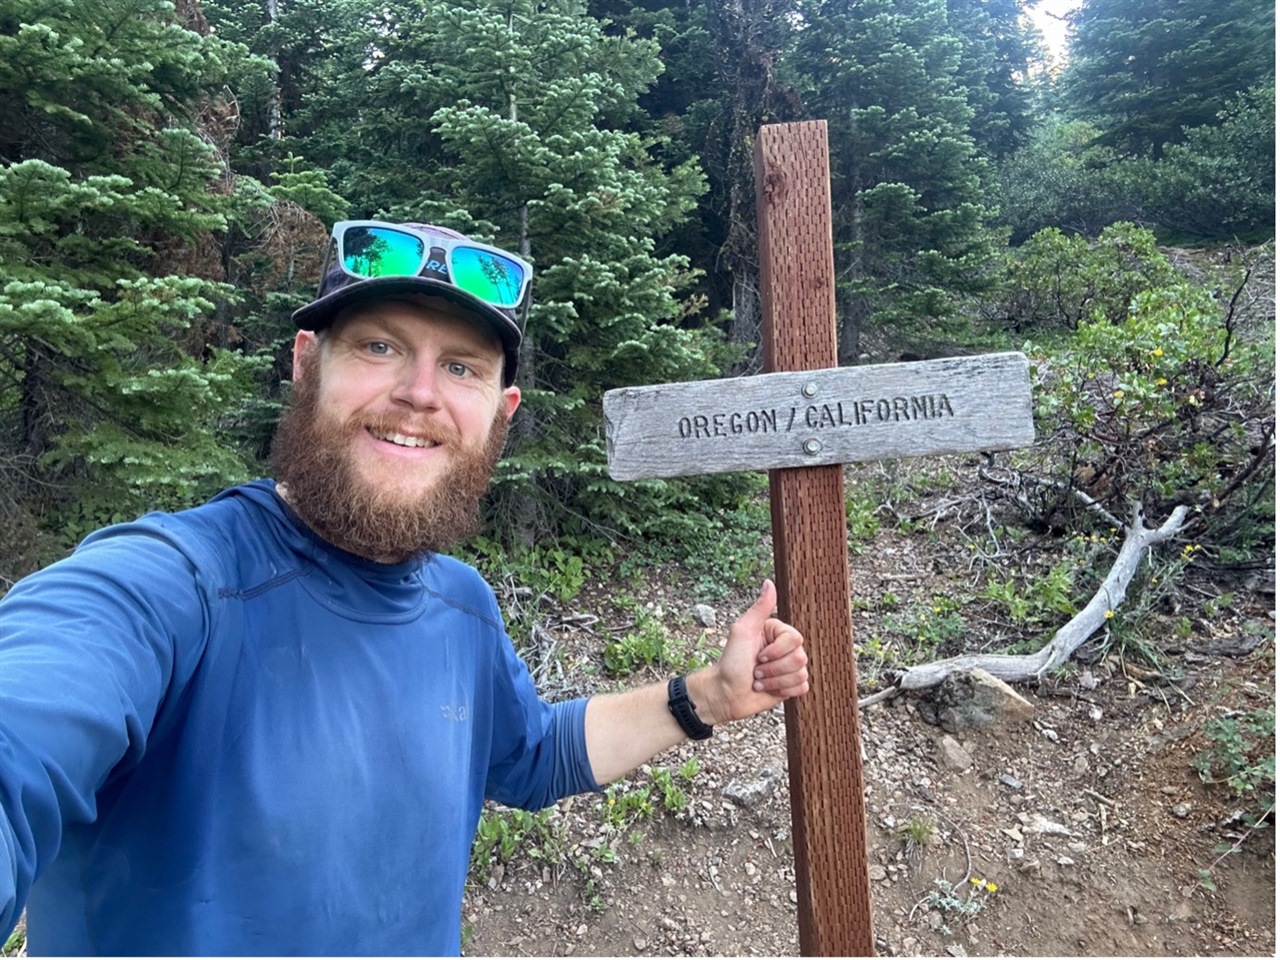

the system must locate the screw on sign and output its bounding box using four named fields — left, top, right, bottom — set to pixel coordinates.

left=604, top=121, right=1035, bottom=956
